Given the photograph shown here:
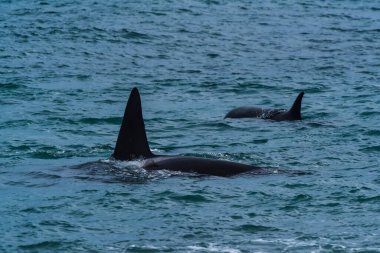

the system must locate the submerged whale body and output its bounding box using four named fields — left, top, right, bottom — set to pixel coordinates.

left=111, top=87, right=265, bottom=177
left=225, top=92, right=304, bottom=121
